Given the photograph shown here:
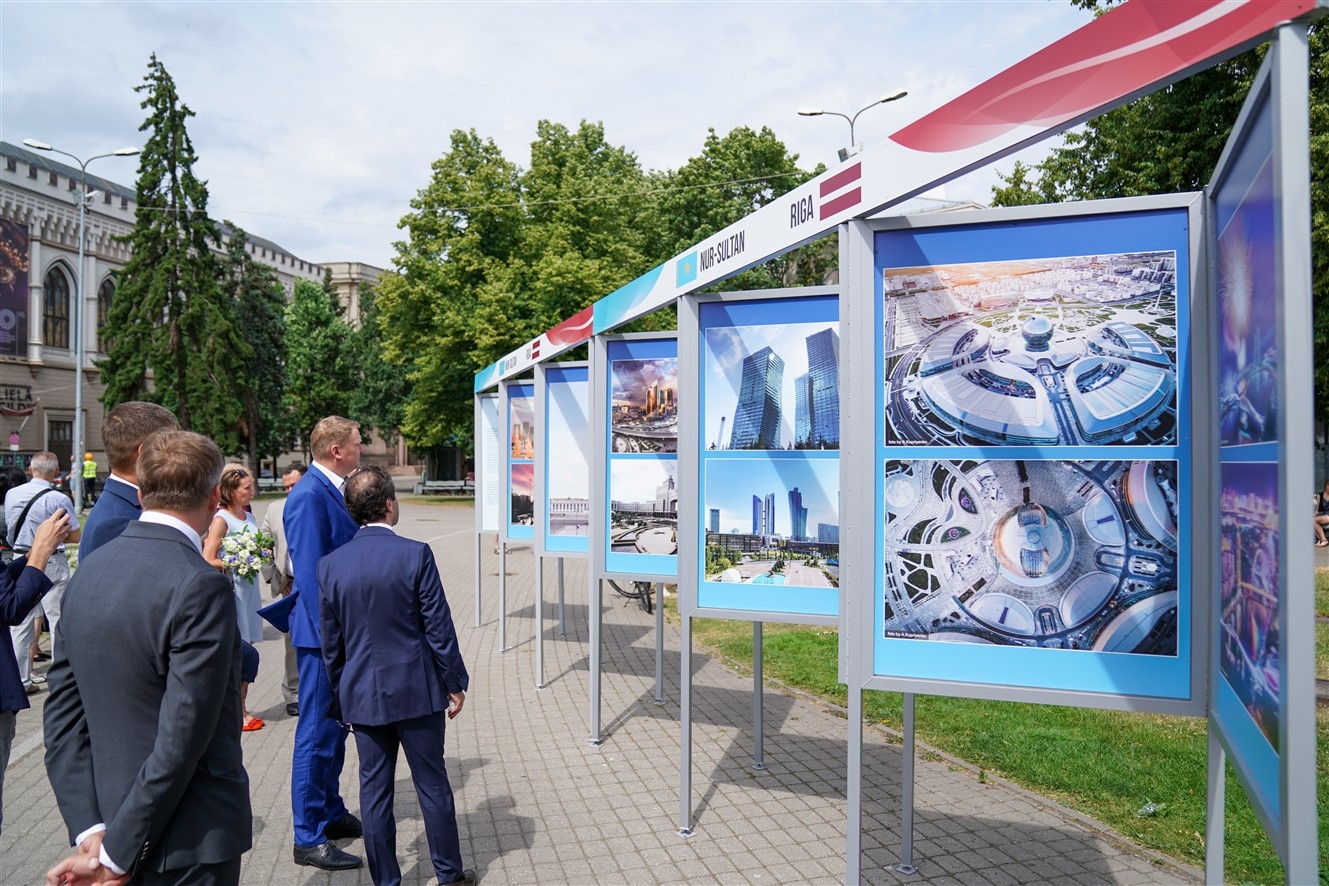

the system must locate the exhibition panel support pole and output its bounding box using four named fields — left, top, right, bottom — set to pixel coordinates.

left=848, top=680, right=863, bottom=885
left=589, top=576, right=603, bottom=745
left=654, top=583, right=665, bottom=705
left=678, top=612, right=694, bottom=837
left=753, top=622, right=766, bottom=771
left=474, top=533, right=482, bottom=629
left=499, top=543, right=507, bottom=652
left=558, top=558, right=566, bottom=636
left=535, top=556, right=545, bottom=689
left=1205, top=727, right=1226, bottom=885
left=897, top=693, right=917, bottom=875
